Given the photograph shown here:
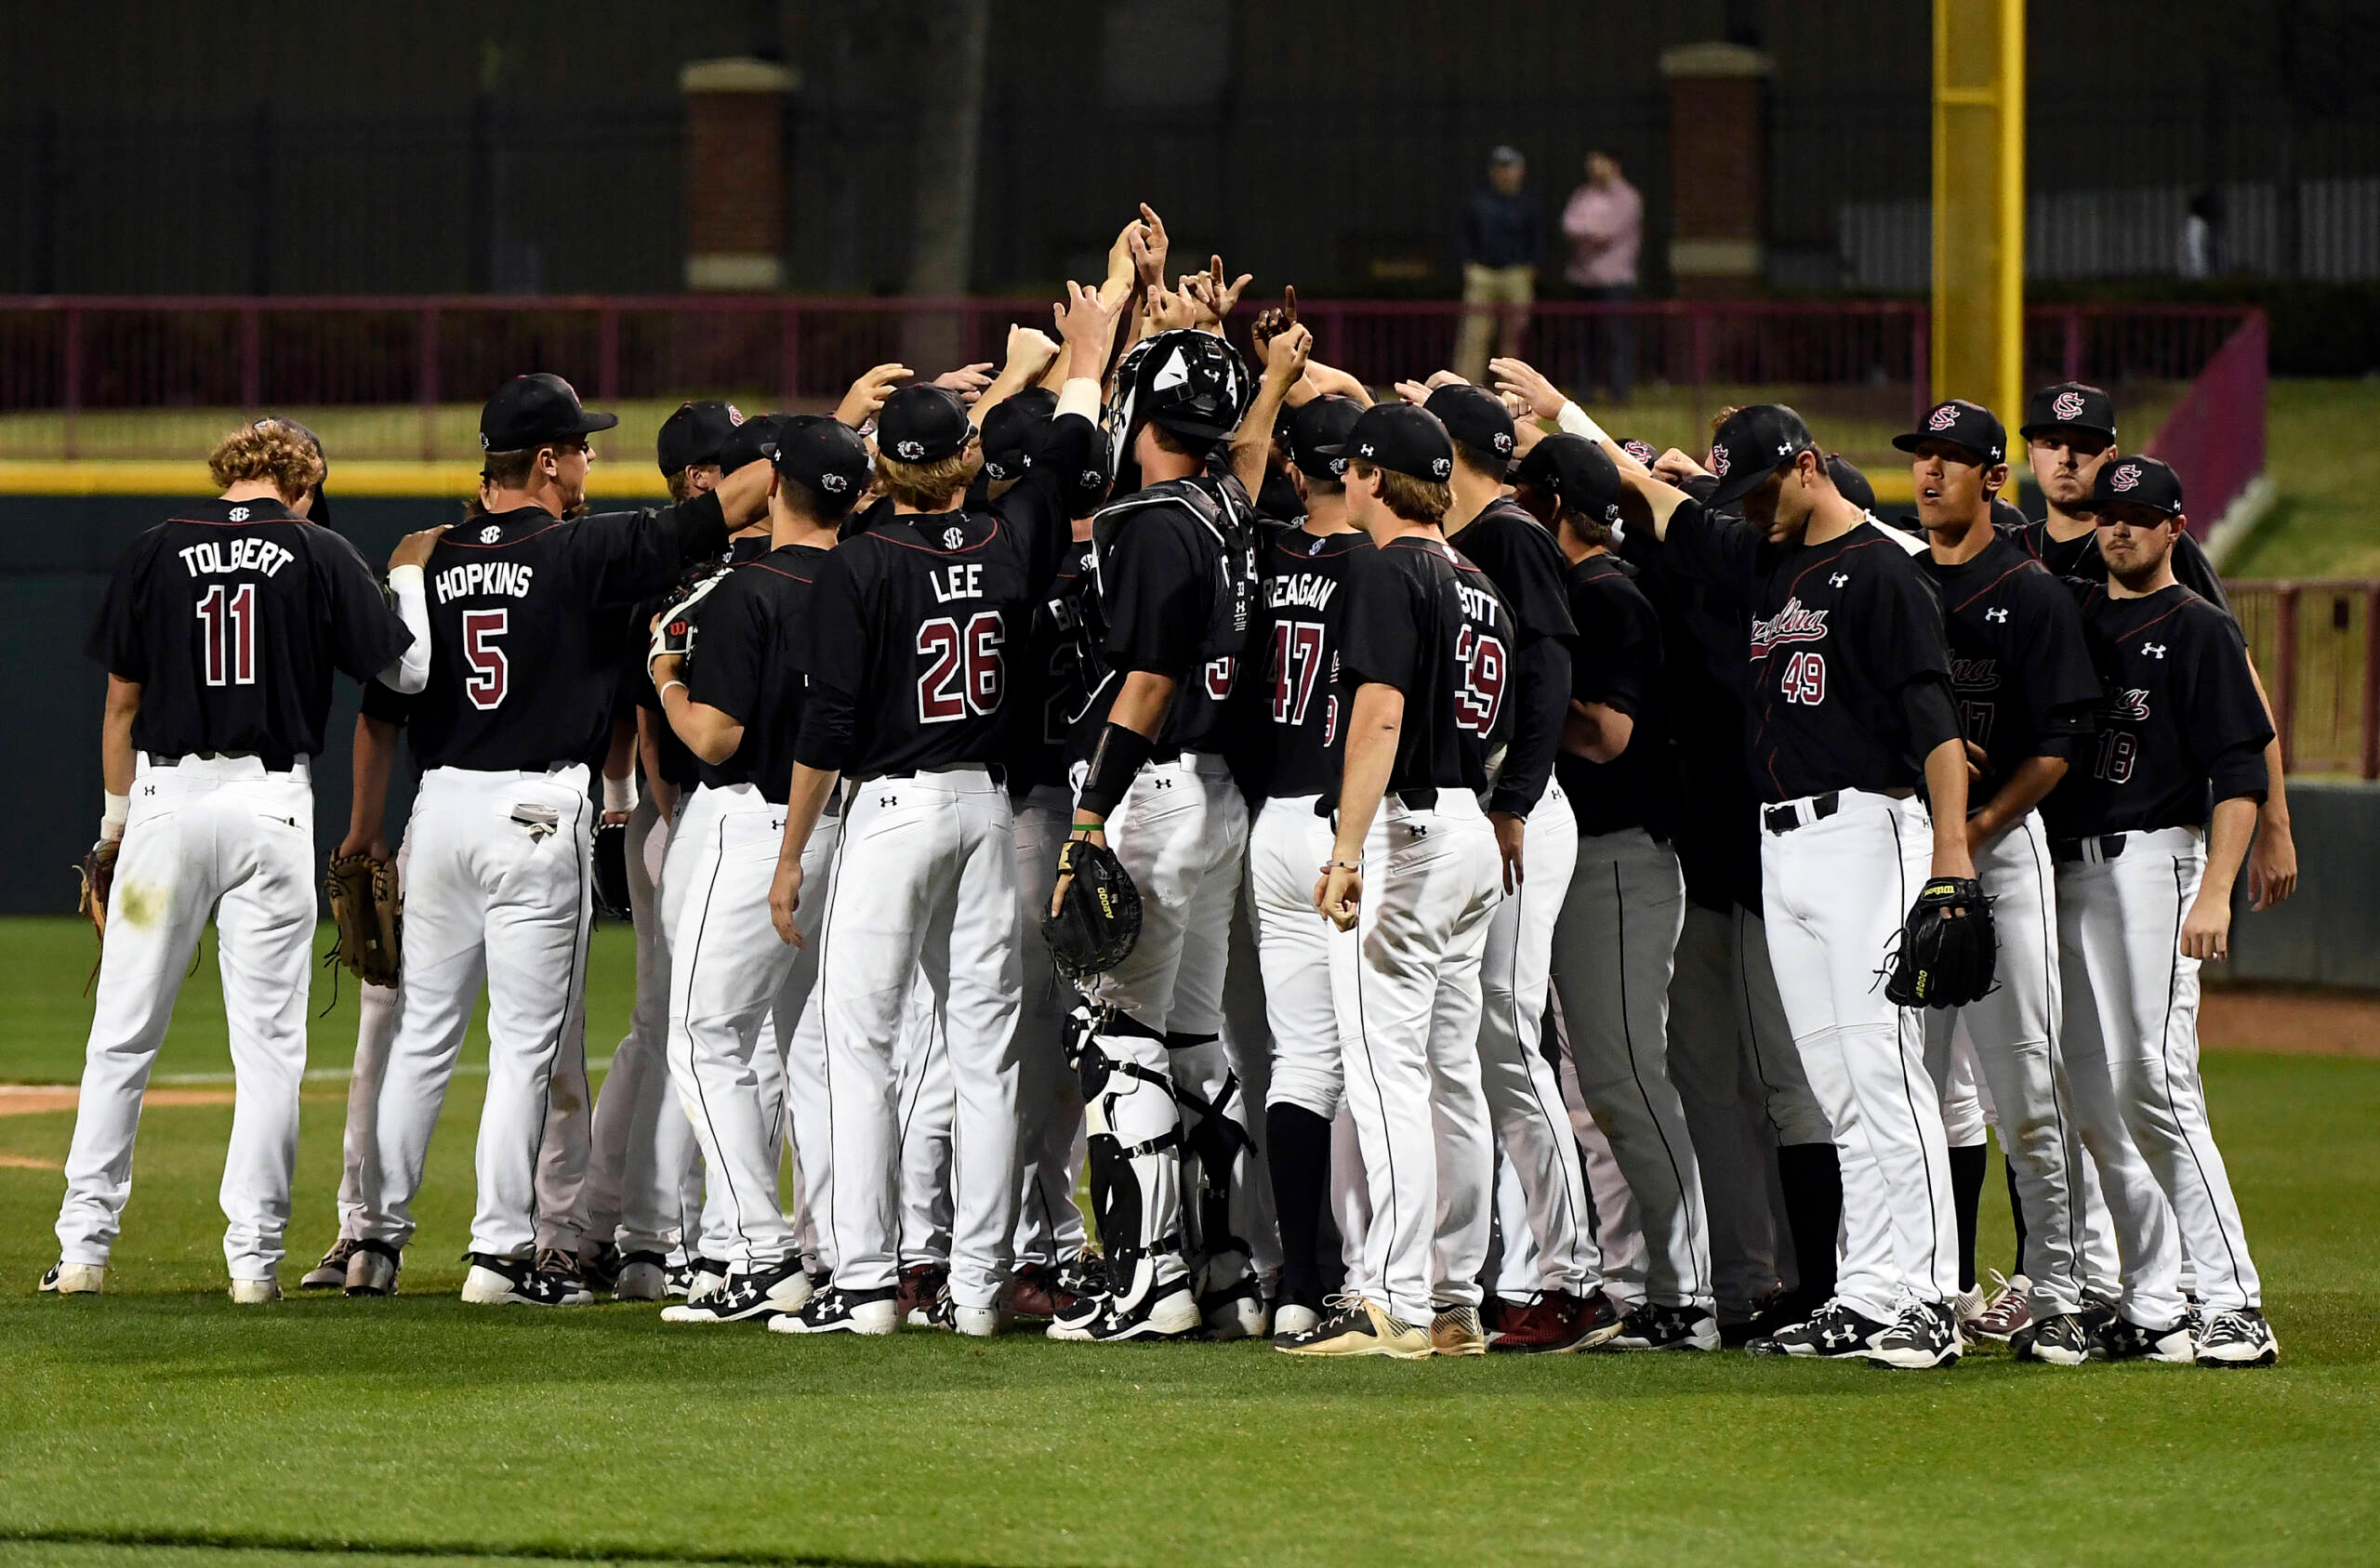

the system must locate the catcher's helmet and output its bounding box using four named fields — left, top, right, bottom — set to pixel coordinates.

left=1104, top=329, right=1251, bottom=466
